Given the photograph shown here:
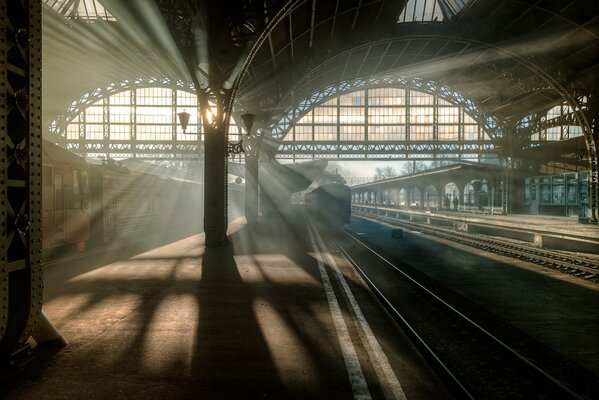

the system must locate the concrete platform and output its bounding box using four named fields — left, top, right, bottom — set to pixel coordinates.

left=0, top=217, right=450, bottom=400
left=354, top=205, right=599, bottom=254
